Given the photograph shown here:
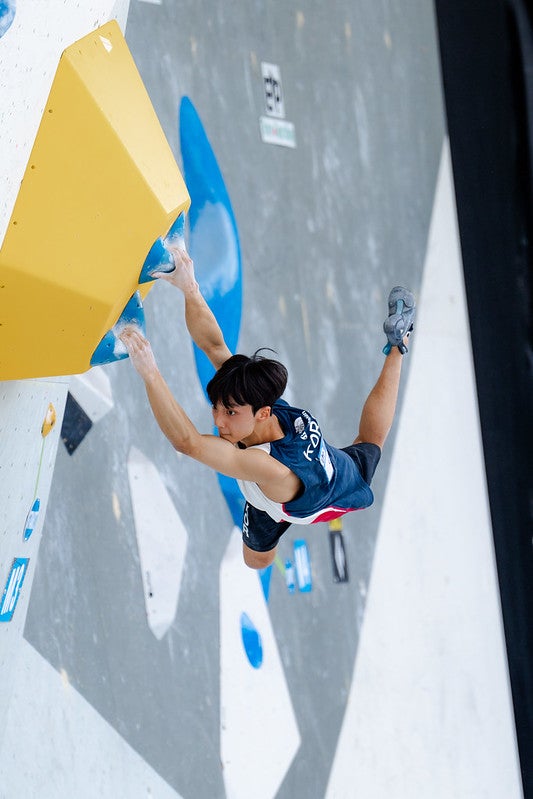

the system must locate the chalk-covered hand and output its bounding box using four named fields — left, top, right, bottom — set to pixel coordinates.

left=119, top=327, right=159, bottom=381
left=152, top=244, right=199, bottom=296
